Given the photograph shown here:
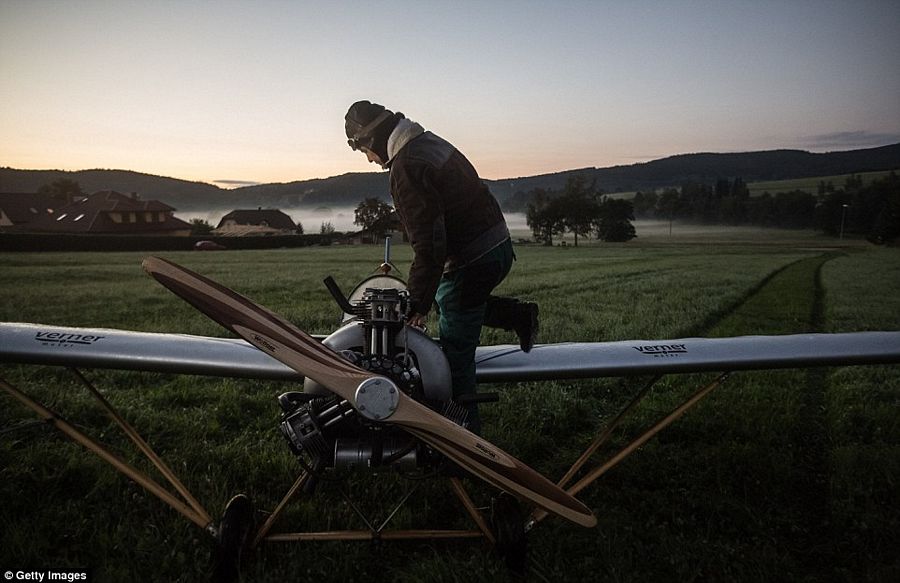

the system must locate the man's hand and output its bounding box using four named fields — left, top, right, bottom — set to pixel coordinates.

left=407, top=312, right=427, bottom=329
